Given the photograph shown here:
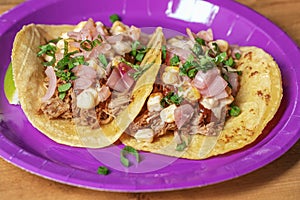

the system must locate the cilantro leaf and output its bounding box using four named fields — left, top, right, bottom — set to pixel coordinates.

left=98, top=54, right=108, bottom=68
left=131, top=41, right=140, bottom=57
left=160, top=92, right=184, bottom=107
left=170, top=55, right=180, bottom=66
left=97, top=166, right=109, bottom=175
left=58, top=83, right=72, bottom=93
left=162, top=45, right=167, bottom=61
left=120, top=146, right=140, bottom=167
left=110, top=14, right=121, bottom=23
